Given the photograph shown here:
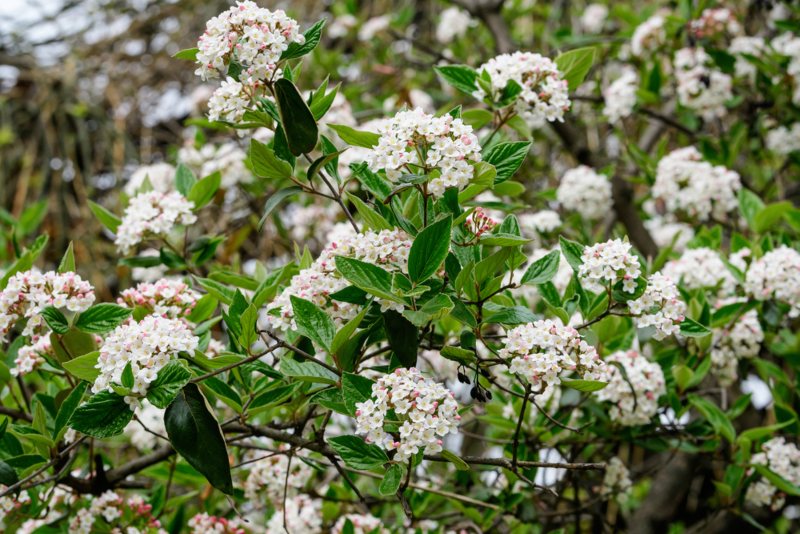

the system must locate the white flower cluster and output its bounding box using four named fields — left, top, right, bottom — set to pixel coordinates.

left=603, top=68, right=639, bottom=123
left=746, top=437, right=800, bottom=510
left=674, top=47, right=733, bottom=120
left=0, top=270, right=95, bottom=343
left=115, top=191, right=197, bottom=254
left=178, top=142, right=252, bottom=189
left=125, top=163, right=176, bottom=196
left=711, top=300, right=763, bottom=386
left=244, top=448, right=312, bottom=500
left=188, top=512, right=246, bottom=534
left=599, top=457, right=633, bottom=500
left=728, top=36, right=767, bottom=80
left=118, top=279, right=201, bottom=321
left=11, top=336, right=53, bottom=377
left=580, top=4, right=608, bottom=34
left=0, top=484, right=30, bottom=526
left=745, top=246, right=800, bottom=317
left=688, top=8, right=741, bottom=39
left=631, top=12, right=667, bottom=57
left=628, top=273, right=686, bottom=340
left=194, top=1, right=304, bottom=122
left=366, top=108, right=481, bottom=198
left=265, top=495, right=322, bottom=534
left=663, top=247, right=737, bottom=295
left=556, top=165, right=613, bottom=220
left=578, top=238, right=642, bottom=294
left=125, top=402, right=166, bottom=452
left=652, top=146, right=741, bottom=222
left=436, top=7, right=472, bottom=44
left=195, top=1, right=303, bottom=82
left=207, top=78, right=250, bottom=123
left=474, top=52, right=571, bottom=127
left=766, top=123, right=800, bottom=155
left=596, top=350, right=665, bottom=426
left=92, top=315, right=199, bottom=402
left=355, top=367, right=460, bottom=462
left=501, top=320, right=606, bottom=387
left=519, top=210, right=561, bottom=236
left=332, top=514, right=386, bottom=534
left=268, top=229, right=412, bottom=332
